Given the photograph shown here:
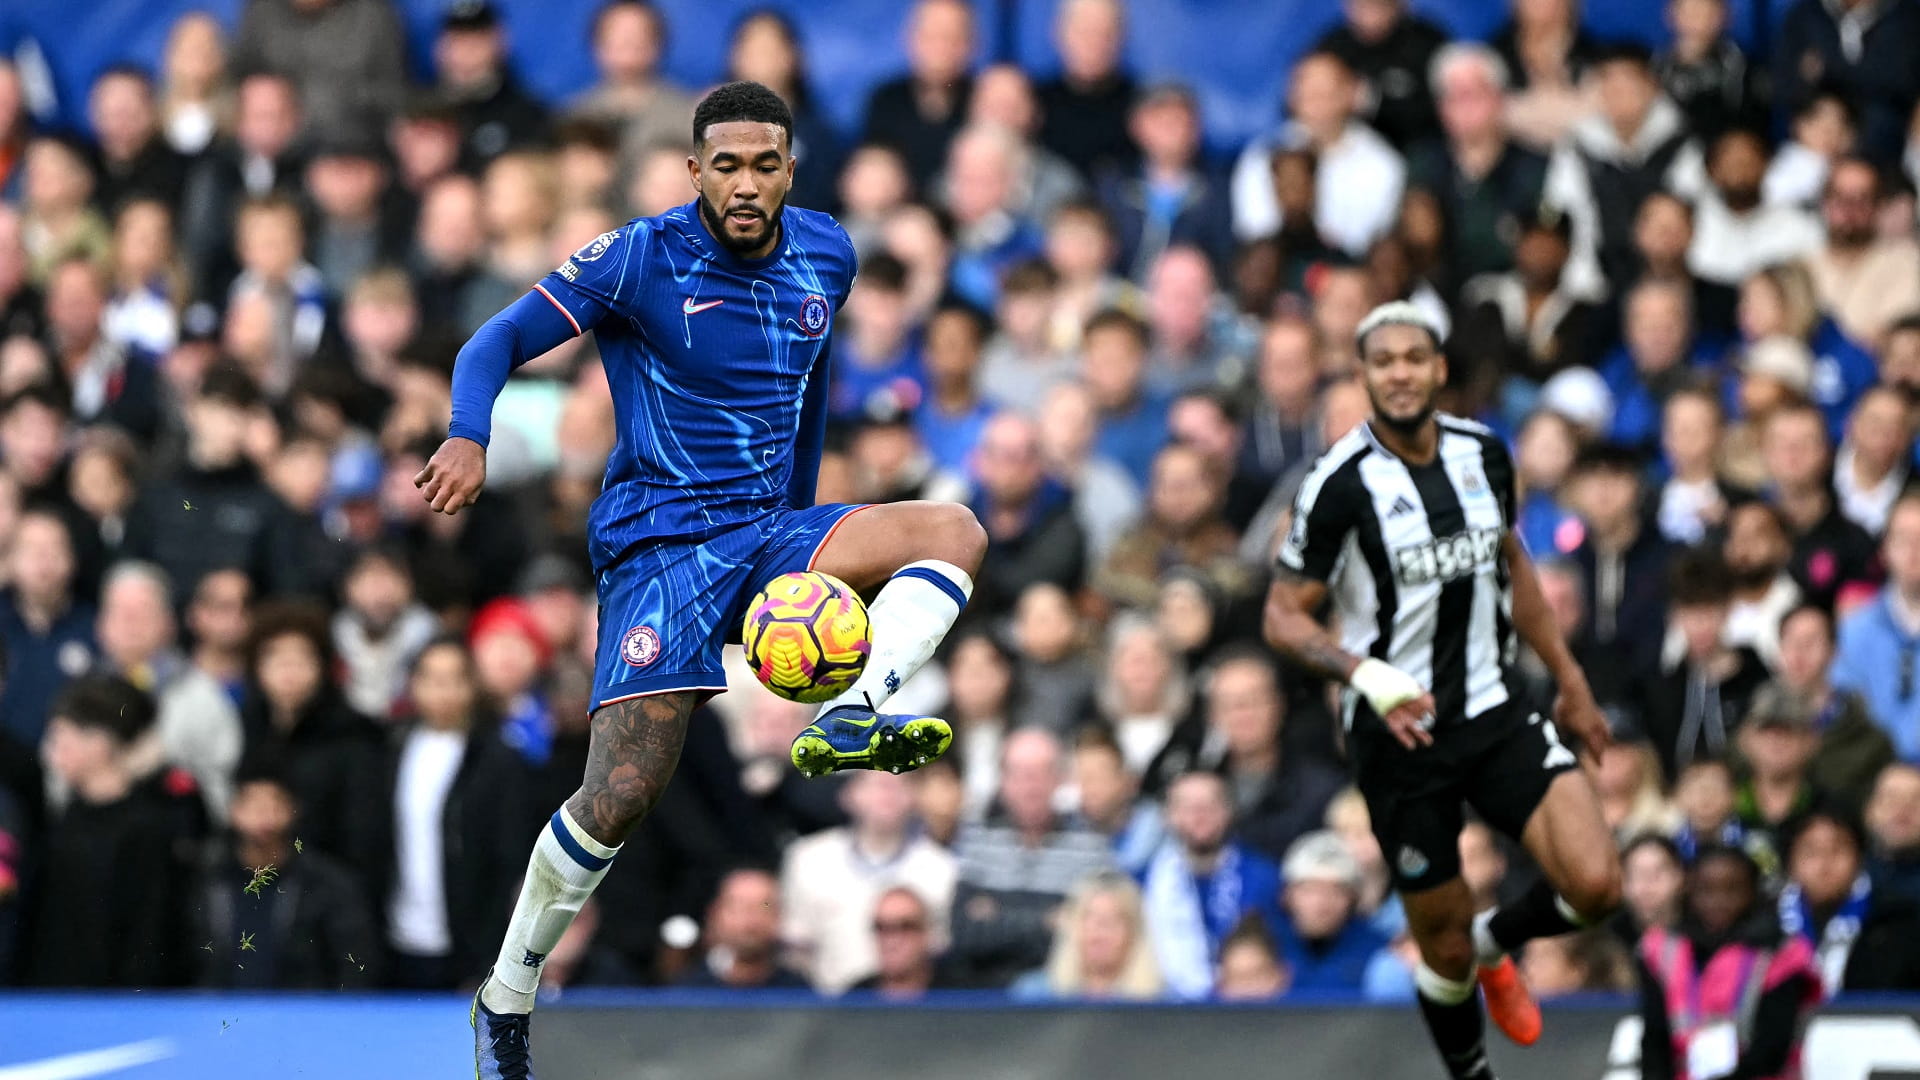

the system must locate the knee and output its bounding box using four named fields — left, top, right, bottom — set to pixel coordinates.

left=1563, top=857, right=1623, bottom=922
left=936, top=503, right=989, bottom=573
left=1416, top=928, right=1476, bottom=982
